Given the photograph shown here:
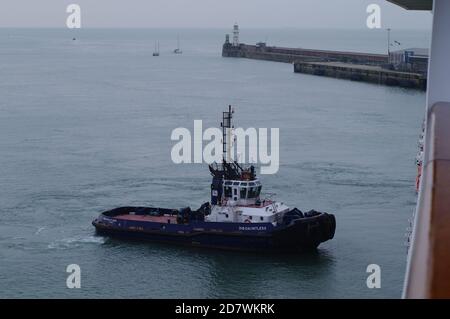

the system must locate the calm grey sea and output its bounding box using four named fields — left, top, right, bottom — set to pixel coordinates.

left=0, top=28, right=429, bottom=298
